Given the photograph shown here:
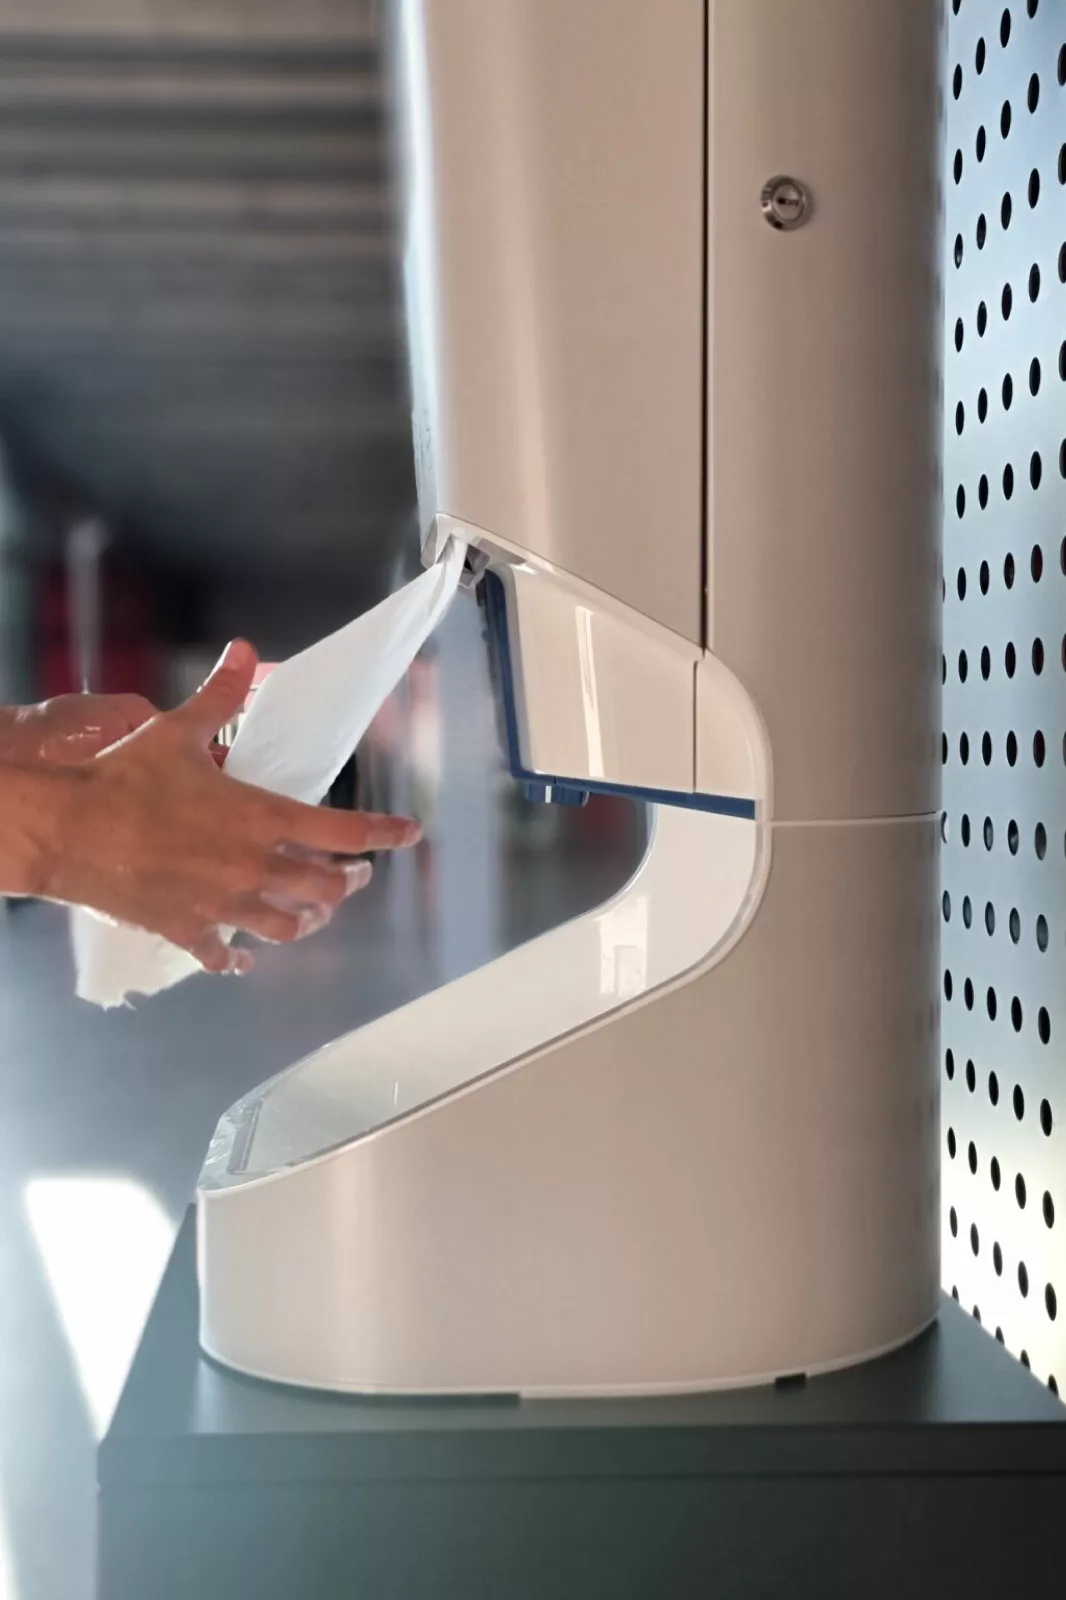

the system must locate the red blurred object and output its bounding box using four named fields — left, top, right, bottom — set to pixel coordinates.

left=572, top=791, right=633, bottom=842
left=38, top=553, right=160, bottom=702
